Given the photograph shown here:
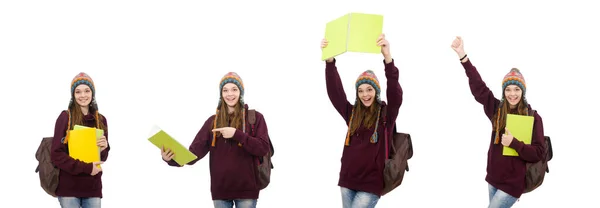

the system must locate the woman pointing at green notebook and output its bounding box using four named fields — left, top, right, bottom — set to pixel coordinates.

left=161, top=72, right=273, bottom=208
left=450, top=36, right=546, bottom=208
